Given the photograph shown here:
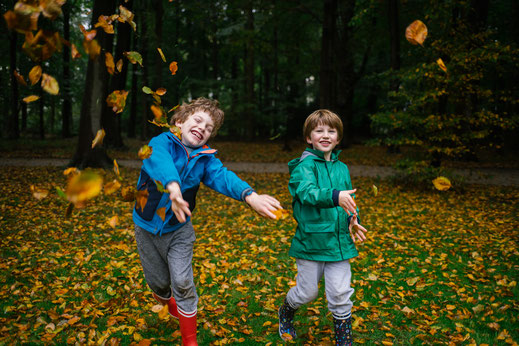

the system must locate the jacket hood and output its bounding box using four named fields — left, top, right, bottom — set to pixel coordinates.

left=288, top=148, right=341, bottom=174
